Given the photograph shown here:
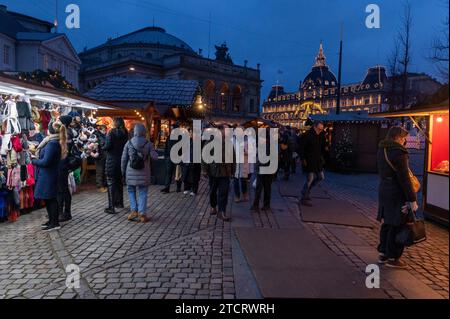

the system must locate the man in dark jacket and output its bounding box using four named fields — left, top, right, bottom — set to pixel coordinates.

left=279, top=127, right=292, bottom=180
left=95, top=125, right=108, bottom=193
left=203, top=125, right=235, bottom=221
left=376, top=126, right=418, bottom=268
left=161, top=123, right=182, bottom=193
left=103, top=118, right=129, bottom=214
left=250, top=132, right=275, bottom=212
left=299, top=121, right=326, bottom=206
